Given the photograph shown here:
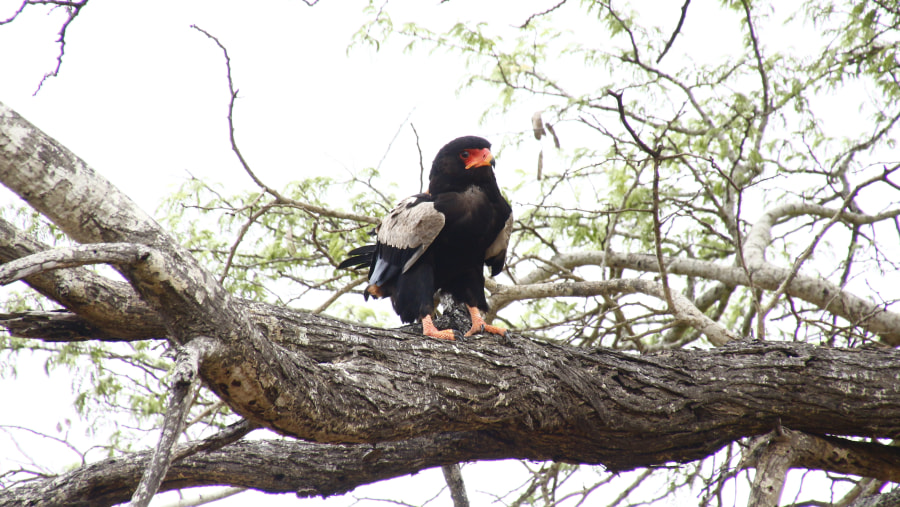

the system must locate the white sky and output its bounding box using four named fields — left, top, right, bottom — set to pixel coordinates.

left=0, top=0, right=893, bottom=505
